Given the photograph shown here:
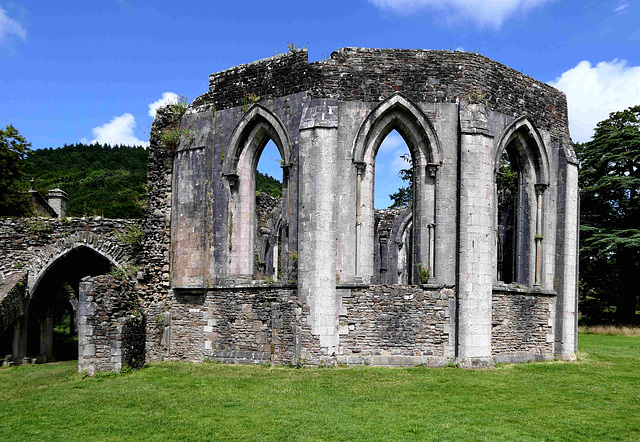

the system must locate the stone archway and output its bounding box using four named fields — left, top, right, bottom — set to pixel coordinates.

left=14, top=233, right=131, bottom=364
